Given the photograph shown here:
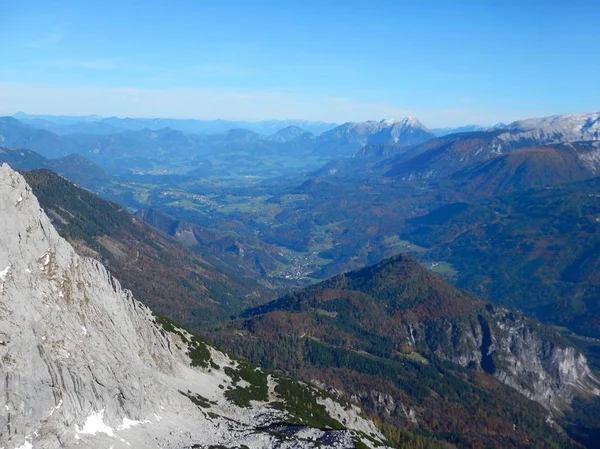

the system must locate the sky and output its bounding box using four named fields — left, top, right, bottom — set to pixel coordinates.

left=0, top=0, right=599, bottom=127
